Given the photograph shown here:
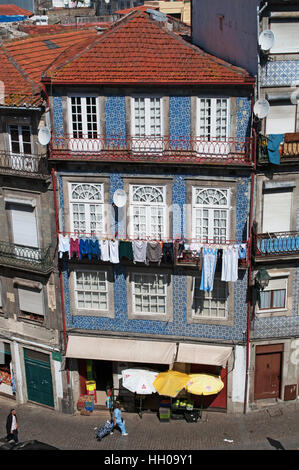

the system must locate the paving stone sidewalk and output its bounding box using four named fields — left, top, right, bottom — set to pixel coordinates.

left=1, top=395, right=299, bottom=450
